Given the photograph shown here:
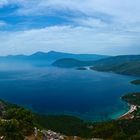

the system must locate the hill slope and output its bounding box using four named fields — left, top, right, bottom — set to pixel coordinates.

left=91, top=55, right=140, bottom=76
left=52, top=58, right=96, bottom=68
left=53, top=55, right=140, bottom=76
